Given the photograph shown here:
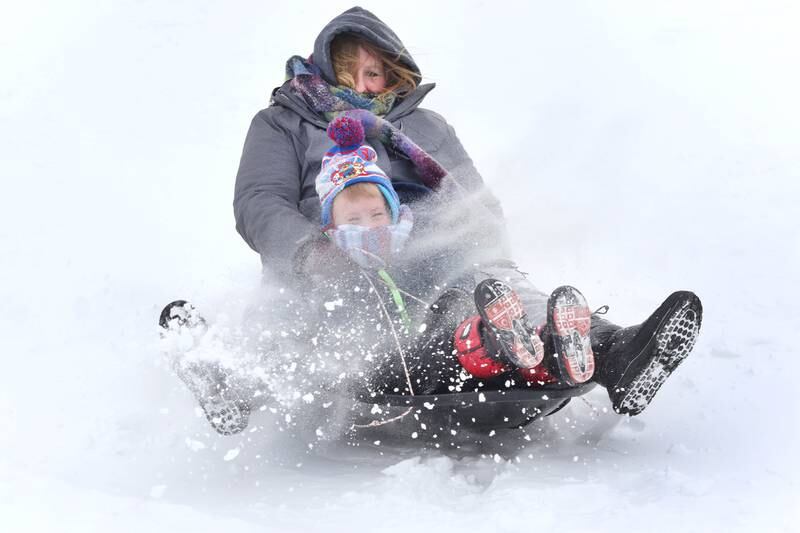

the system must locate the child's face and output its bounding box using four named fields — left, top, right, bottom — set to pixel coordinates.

left=332, top=193, right=391, bottom=228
